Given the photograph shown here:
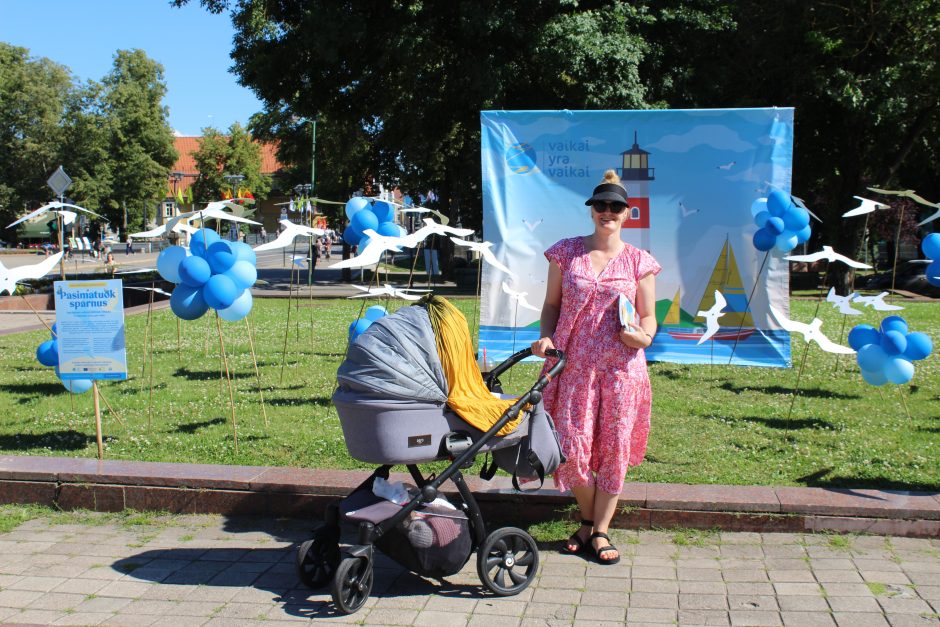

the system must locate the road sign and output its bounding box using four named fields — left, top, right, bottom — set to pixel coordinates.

left=47, top=166, right=73, bottom=196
